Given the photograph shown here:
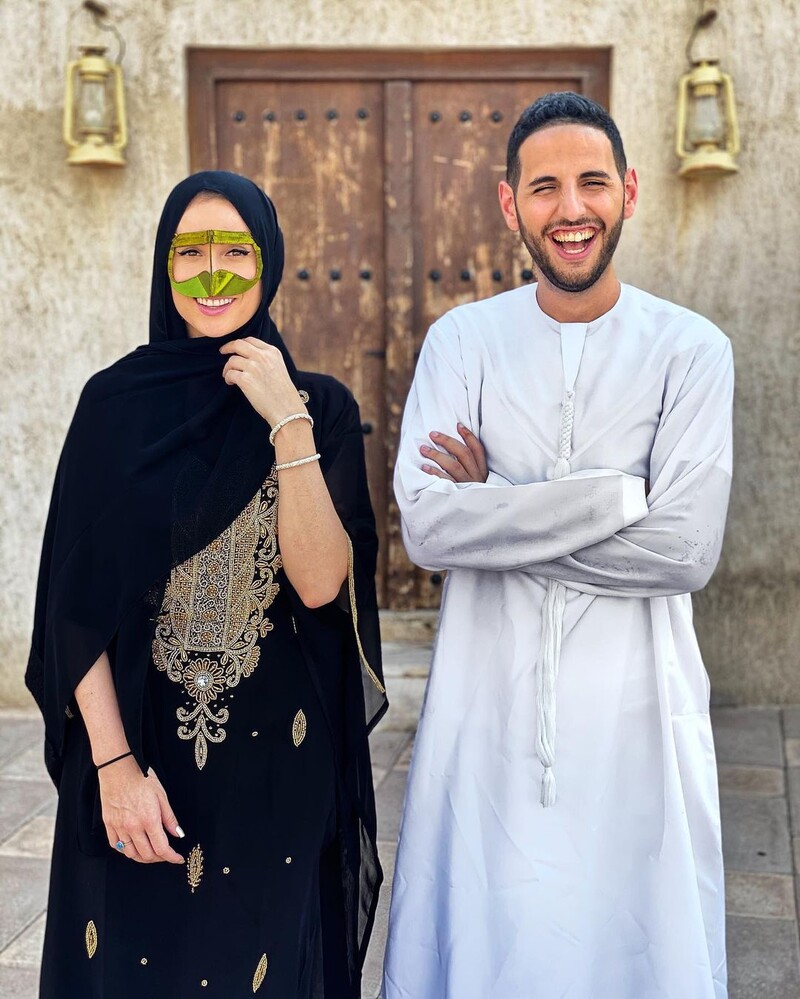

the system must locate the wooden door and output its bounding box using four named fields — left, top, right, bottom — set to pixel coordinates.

left=213, top=79, right=388, bottom=597
left=188, top=49, right=611, bottom=608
